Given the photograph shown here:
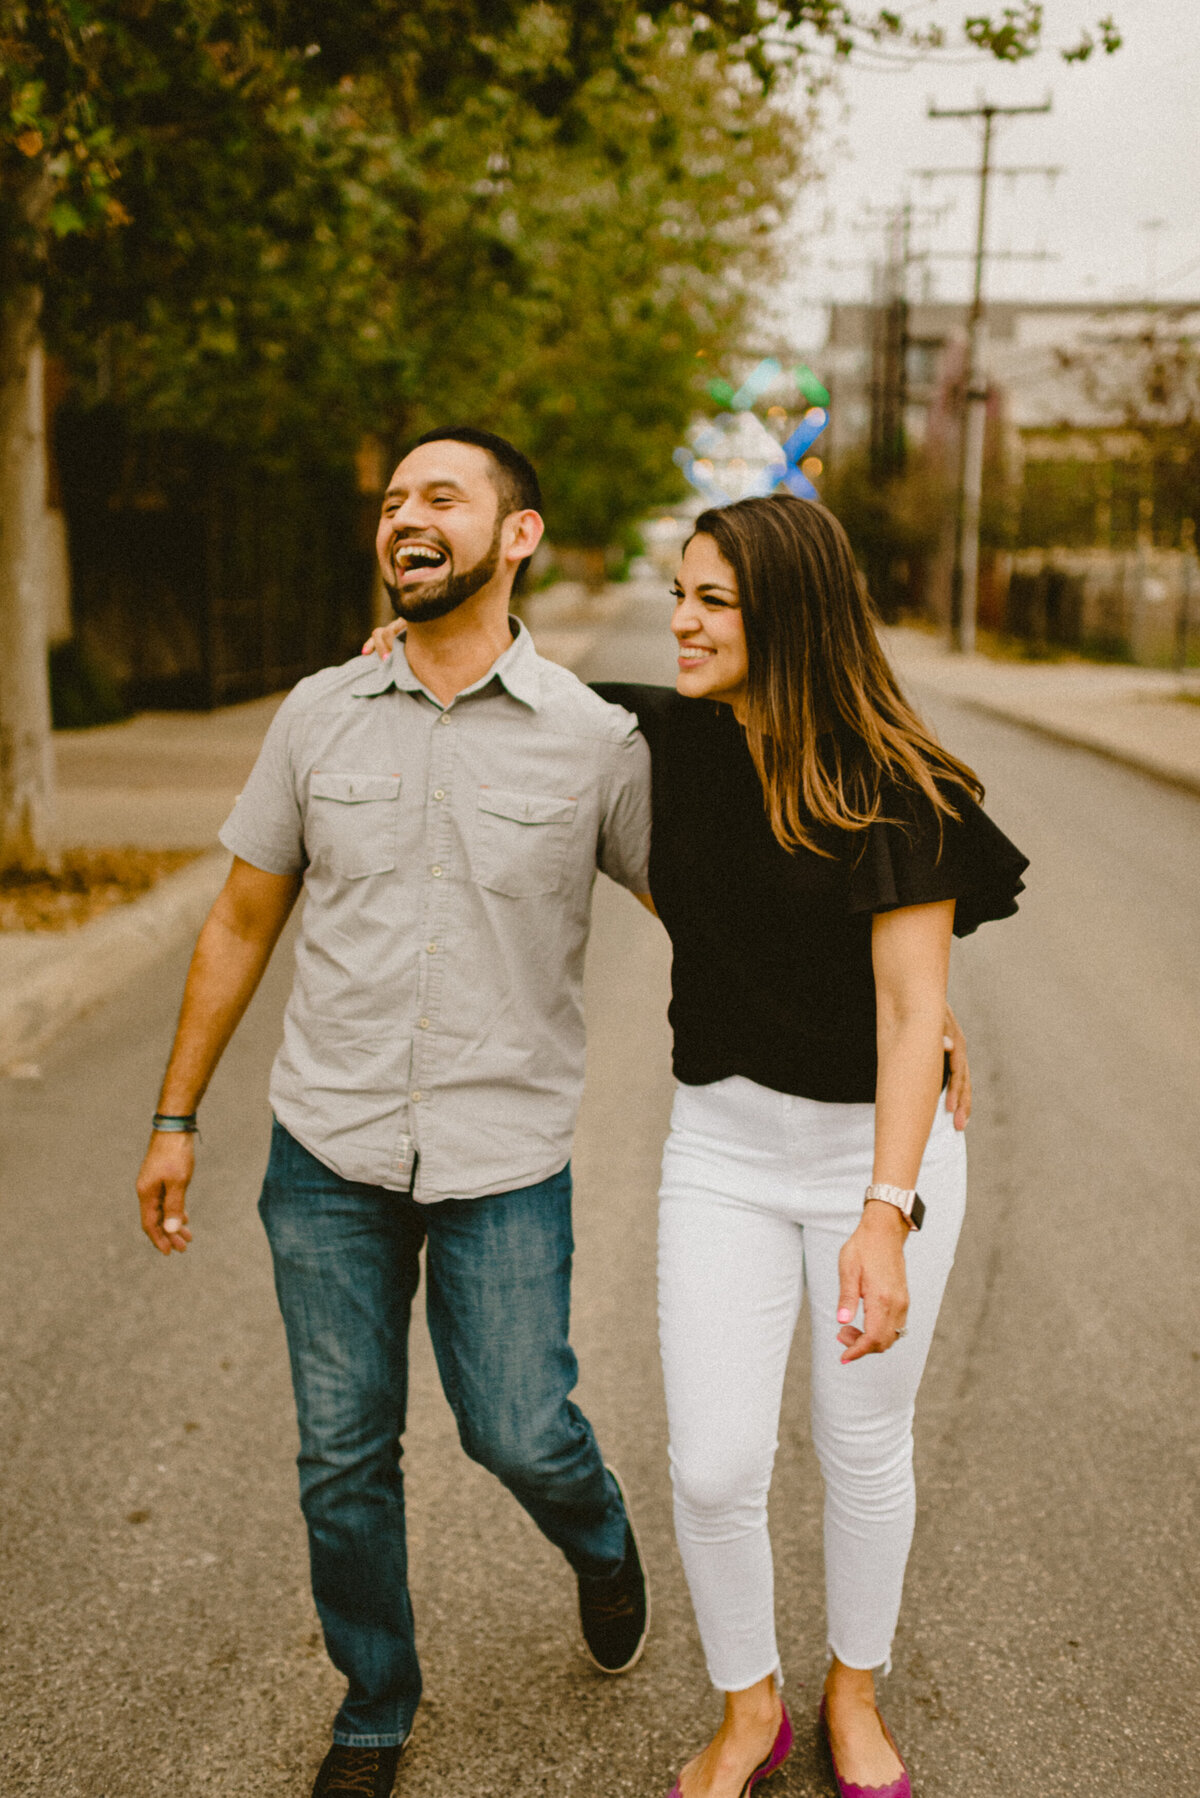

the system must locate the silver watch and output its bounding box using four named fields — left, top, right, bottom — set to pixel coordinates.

left=864, top=1183, right=925, bottom=1232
